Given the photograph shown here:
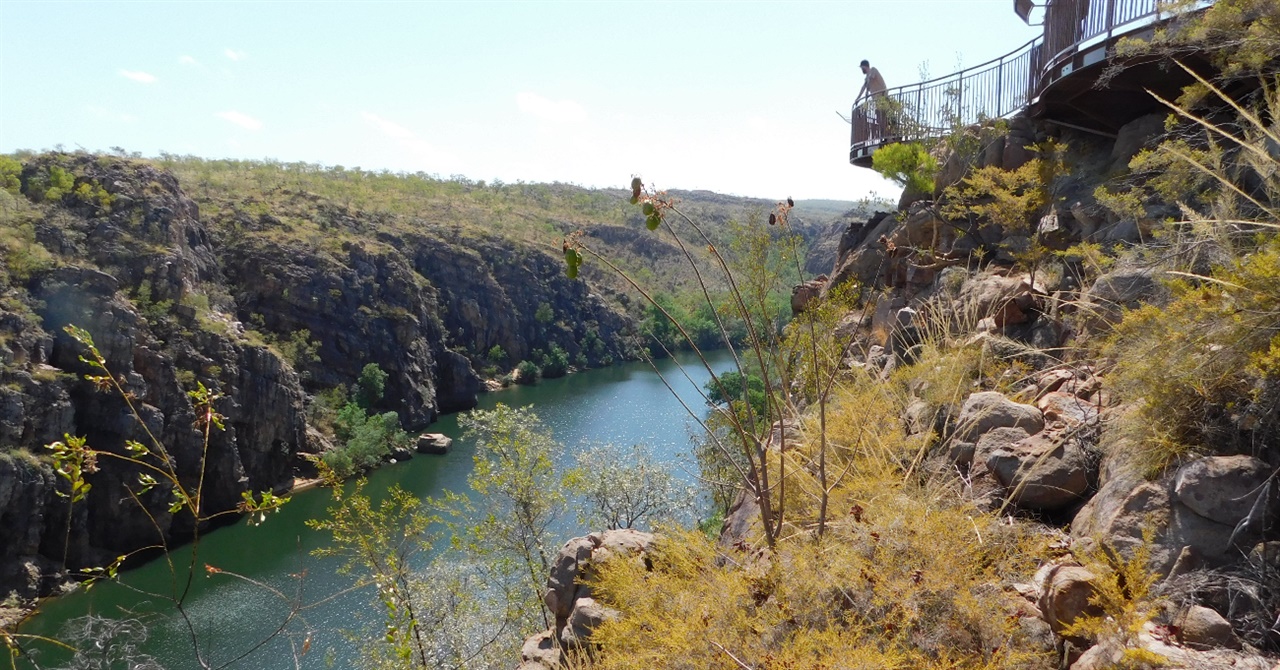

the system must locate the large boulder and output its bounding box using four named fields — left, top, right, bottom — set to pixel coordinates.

left=414, top=433, right=453, bottom=455
left=956, top=274, right=1041, bottom=329
left=1036, top=391, right=1100, bottom=430
left=1071, top=467, right=1241, bottom=577
left=954, top=391, right=1045, bottom=442
left=1110, top=113, right=1166, bottom=173
left=1176, top=605, right=1242, bottom=651
left=560, top=597, right=620, bottom=648
left=1083, top=267, right=1171, bottom=326
left=791, top=276, right=827, bottom=316
left=983, top=429, right=1095, bottom=511
left=1172, top=455, right=1273, bottom=527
